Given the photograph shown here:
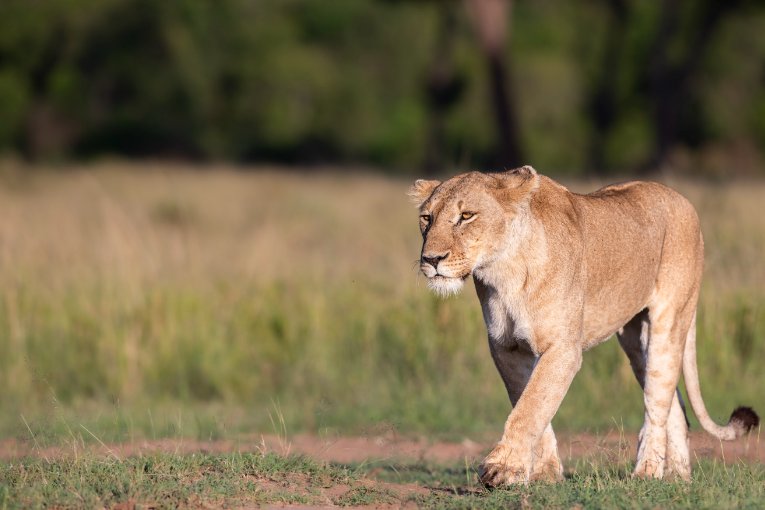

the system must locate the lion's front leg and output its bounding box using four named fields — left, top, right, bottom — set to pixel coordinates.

left=481, top=343, right=581, bottom=487
left=480, top=424, right=563, bottom=485
left=480, top=440, right=532, bottom=486
left=486, top=343, right=564, bottom=484
left=530, top=423, right=564, bottom=482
